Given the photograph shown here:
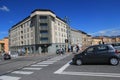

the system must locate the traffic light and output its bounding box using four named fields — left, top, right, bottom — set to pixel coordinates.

left=65, top=39, right=68, bottom=43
